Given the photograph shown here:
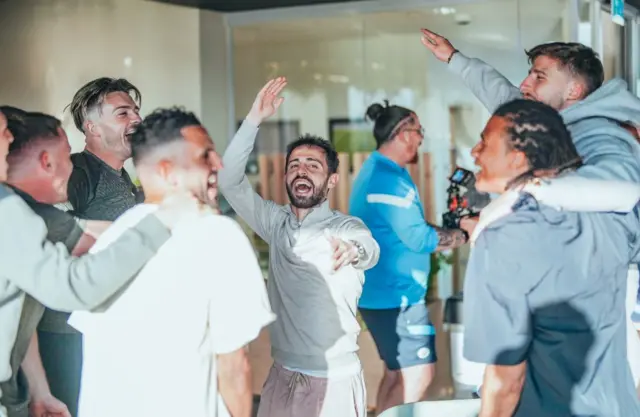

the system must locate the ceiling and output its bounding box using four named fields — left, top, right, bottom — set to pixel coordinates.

left=232, top=0, right=564, bottom=49
left=150, top=0, right=370, bottom=12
